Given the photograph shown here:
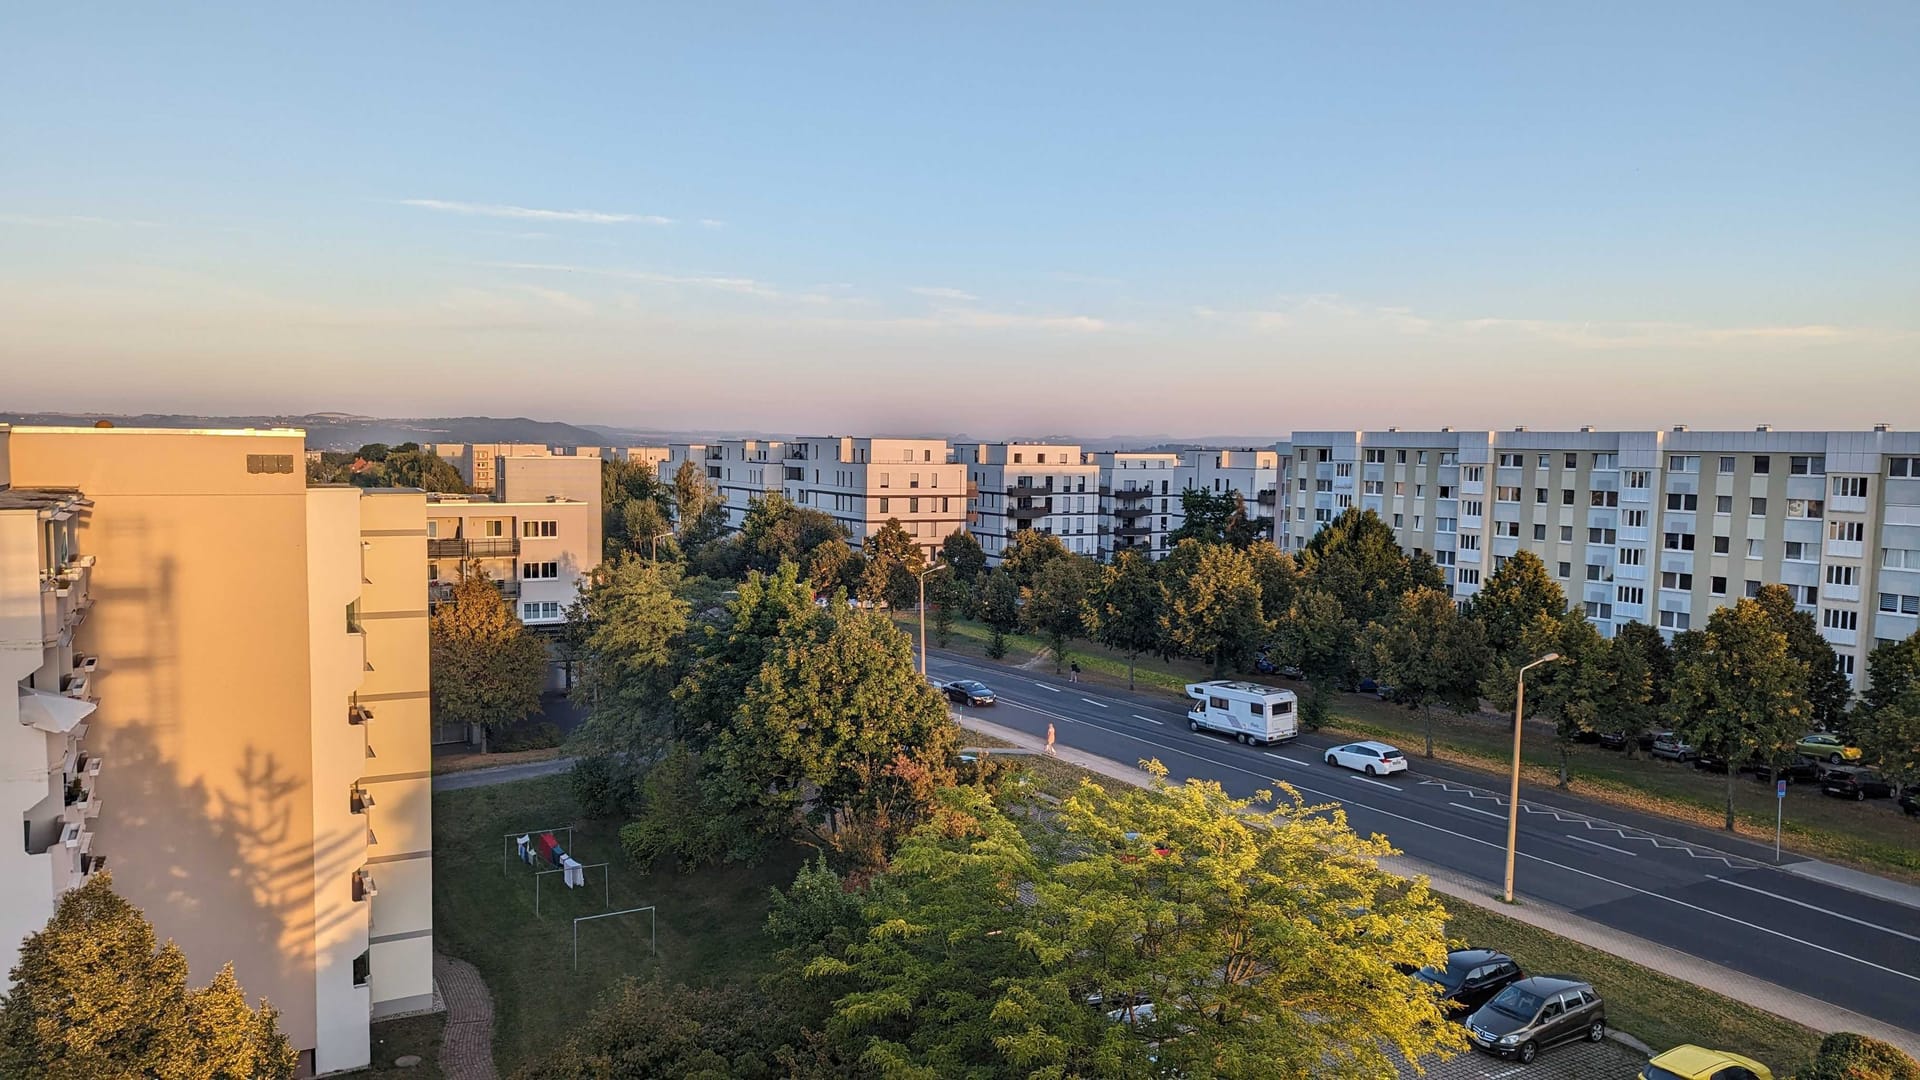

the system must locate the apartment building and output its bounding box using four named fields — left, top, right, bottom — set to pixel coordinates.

left=3, top=425, right=433, bottom=1075
left=1186, top=448, right=1287, bottom=545
left=425, top=494, right=600, bottom=629
left=656, top=442, right=707, bottom=489
left=781, top=437, right=966, bottom=561
left=615, top=445, right=672, bottom=473
left=1092, top=452, right=1189, bottom=560
left=955, top=443, right=1102, bottom=563
left=426, top=441, right=551, bottom=493
left=1285, top=426, right=1920, bottom=689
left=672, top=438, right=789, bottom=530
